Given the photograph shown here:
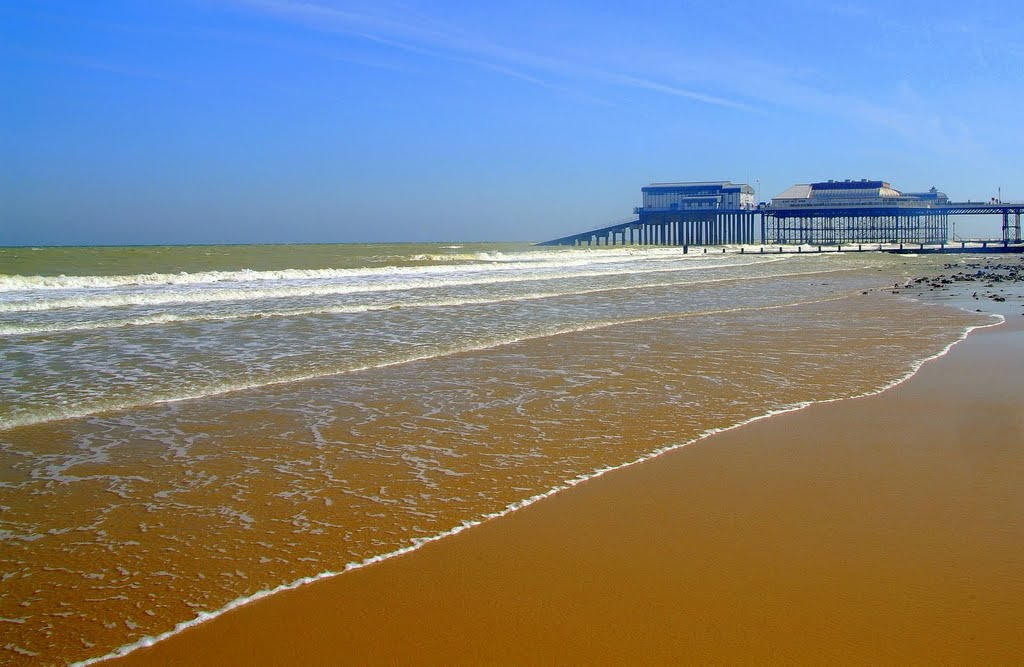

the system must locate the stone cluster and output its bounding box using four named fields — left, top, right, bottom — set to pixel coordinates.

left=893, top=257, right=1024, bottom=313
